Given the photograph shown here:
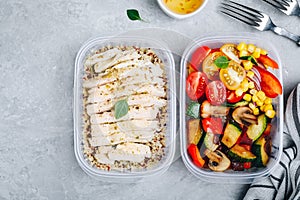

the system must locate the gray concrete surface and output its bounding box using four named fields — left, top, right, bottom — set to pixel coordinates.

left=1, top=0, right=299, bottom=199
